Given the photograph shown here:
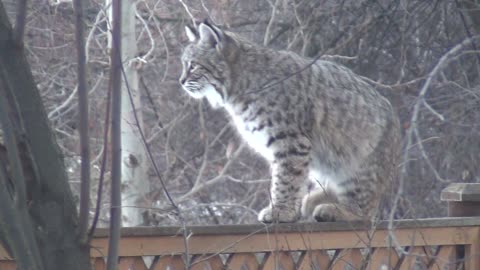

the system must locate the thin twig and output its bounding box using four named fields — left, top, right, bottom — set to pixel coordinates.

left=455, top=0, right=480, bottom=66
left=177, top=0, right=196, bottom=25
left=176, top=142, right=246, bottom=202
left=413, top=129, right=449, bottom=182
left=88, top=74, right=112, bottom=239
left=192, top=102, right=209, bottom=189
left=135, top=8, right=155, bottom=61
left=226, top=175, right=270, bottom=184
left=153, top=20, right=170, bottom=82
left=263, top=0, right=279, bottom=46
left=48, top=85, right=78, bottom=119
left=86, top=4, right=109, bottom=62
left=422, top=99, right=445, bottom=122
